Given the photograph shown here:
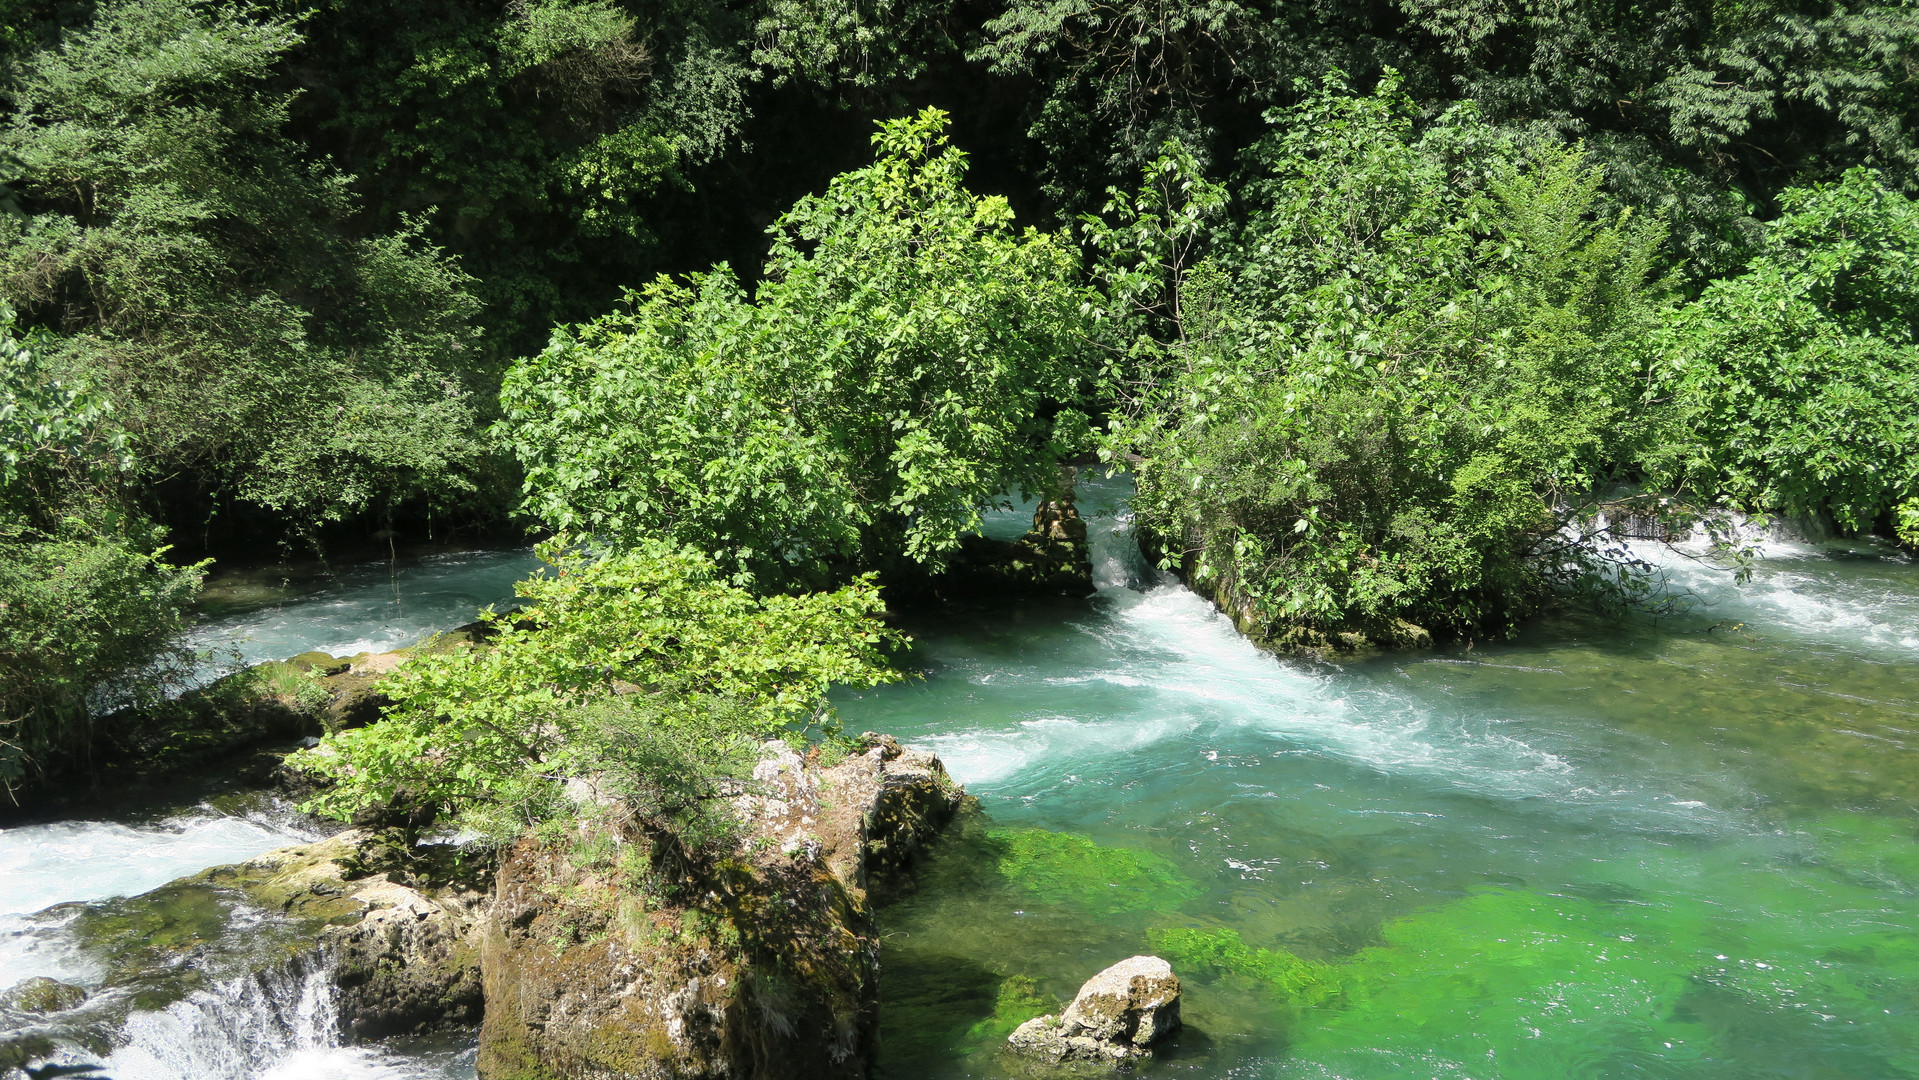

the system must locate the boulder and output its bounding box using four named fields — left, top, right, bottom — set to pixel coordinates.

left=0, top=977, right=86, bottom=1016
left=476, top=737, right=965, bottom=1080
left=1006, top=956, right=1181, bottom=1064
